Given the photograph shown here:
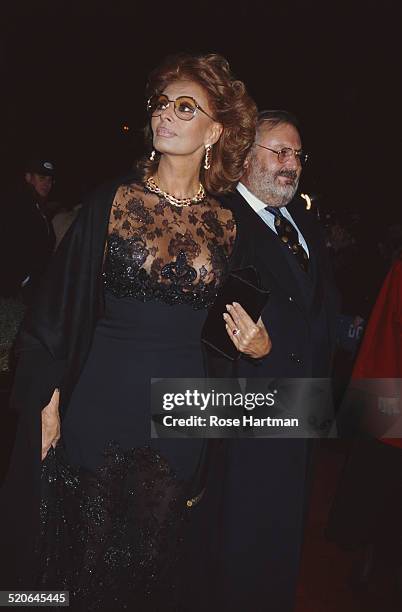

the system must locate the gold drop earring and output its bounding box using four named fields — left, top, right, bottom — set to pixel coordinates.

left=204, top=145, right=212, bottom=170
